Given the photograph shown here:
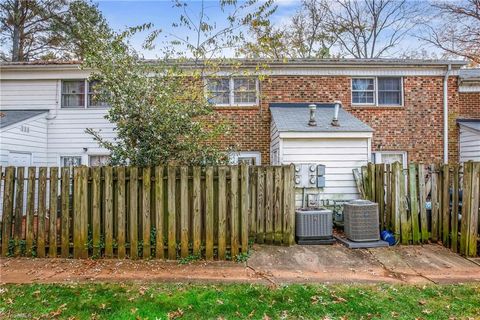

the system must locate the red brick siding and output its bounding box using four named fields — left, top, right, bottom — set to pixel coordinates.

left=214, top=75, right=467, bottom=164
